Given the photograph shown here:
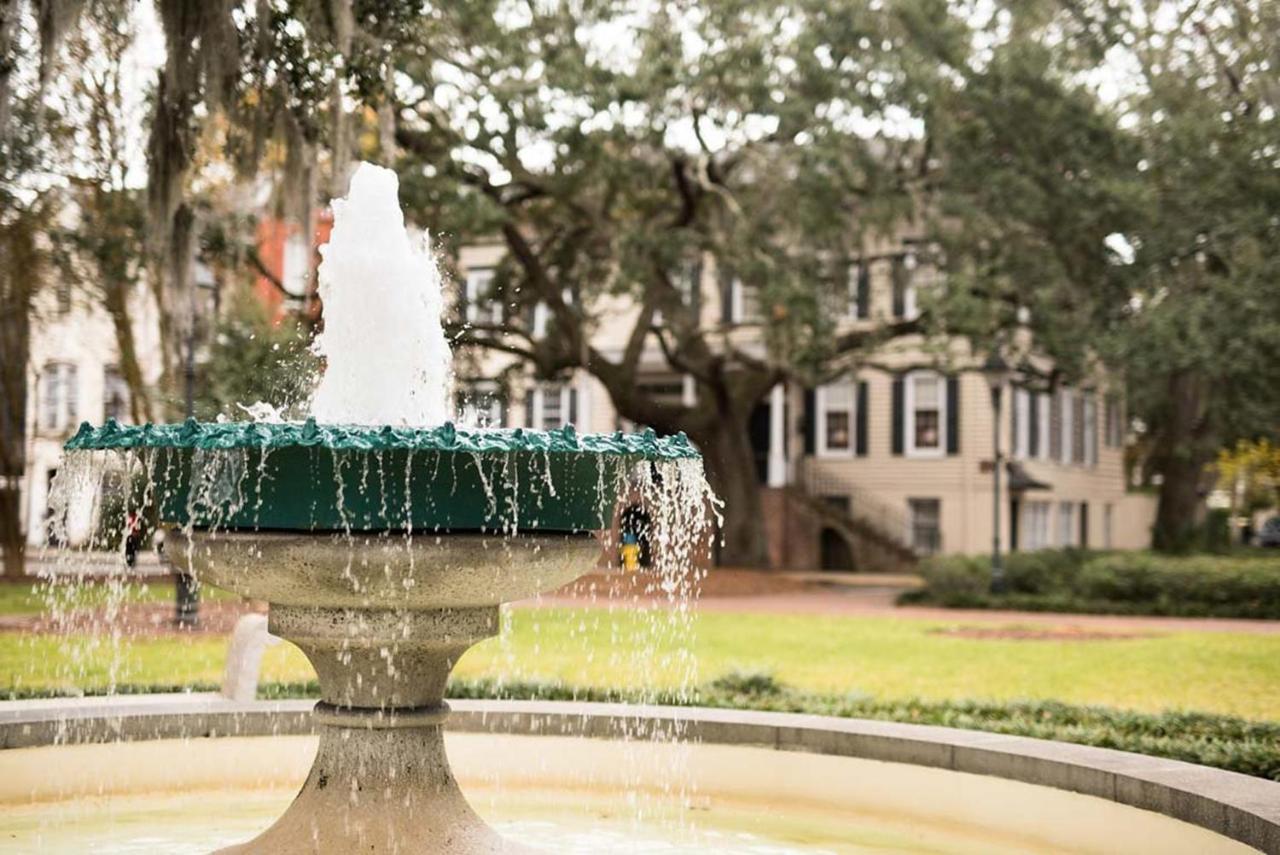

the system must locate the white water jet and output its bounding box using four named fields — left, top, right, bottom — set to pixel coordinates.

left=309, top=162, right=453, bottom=426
